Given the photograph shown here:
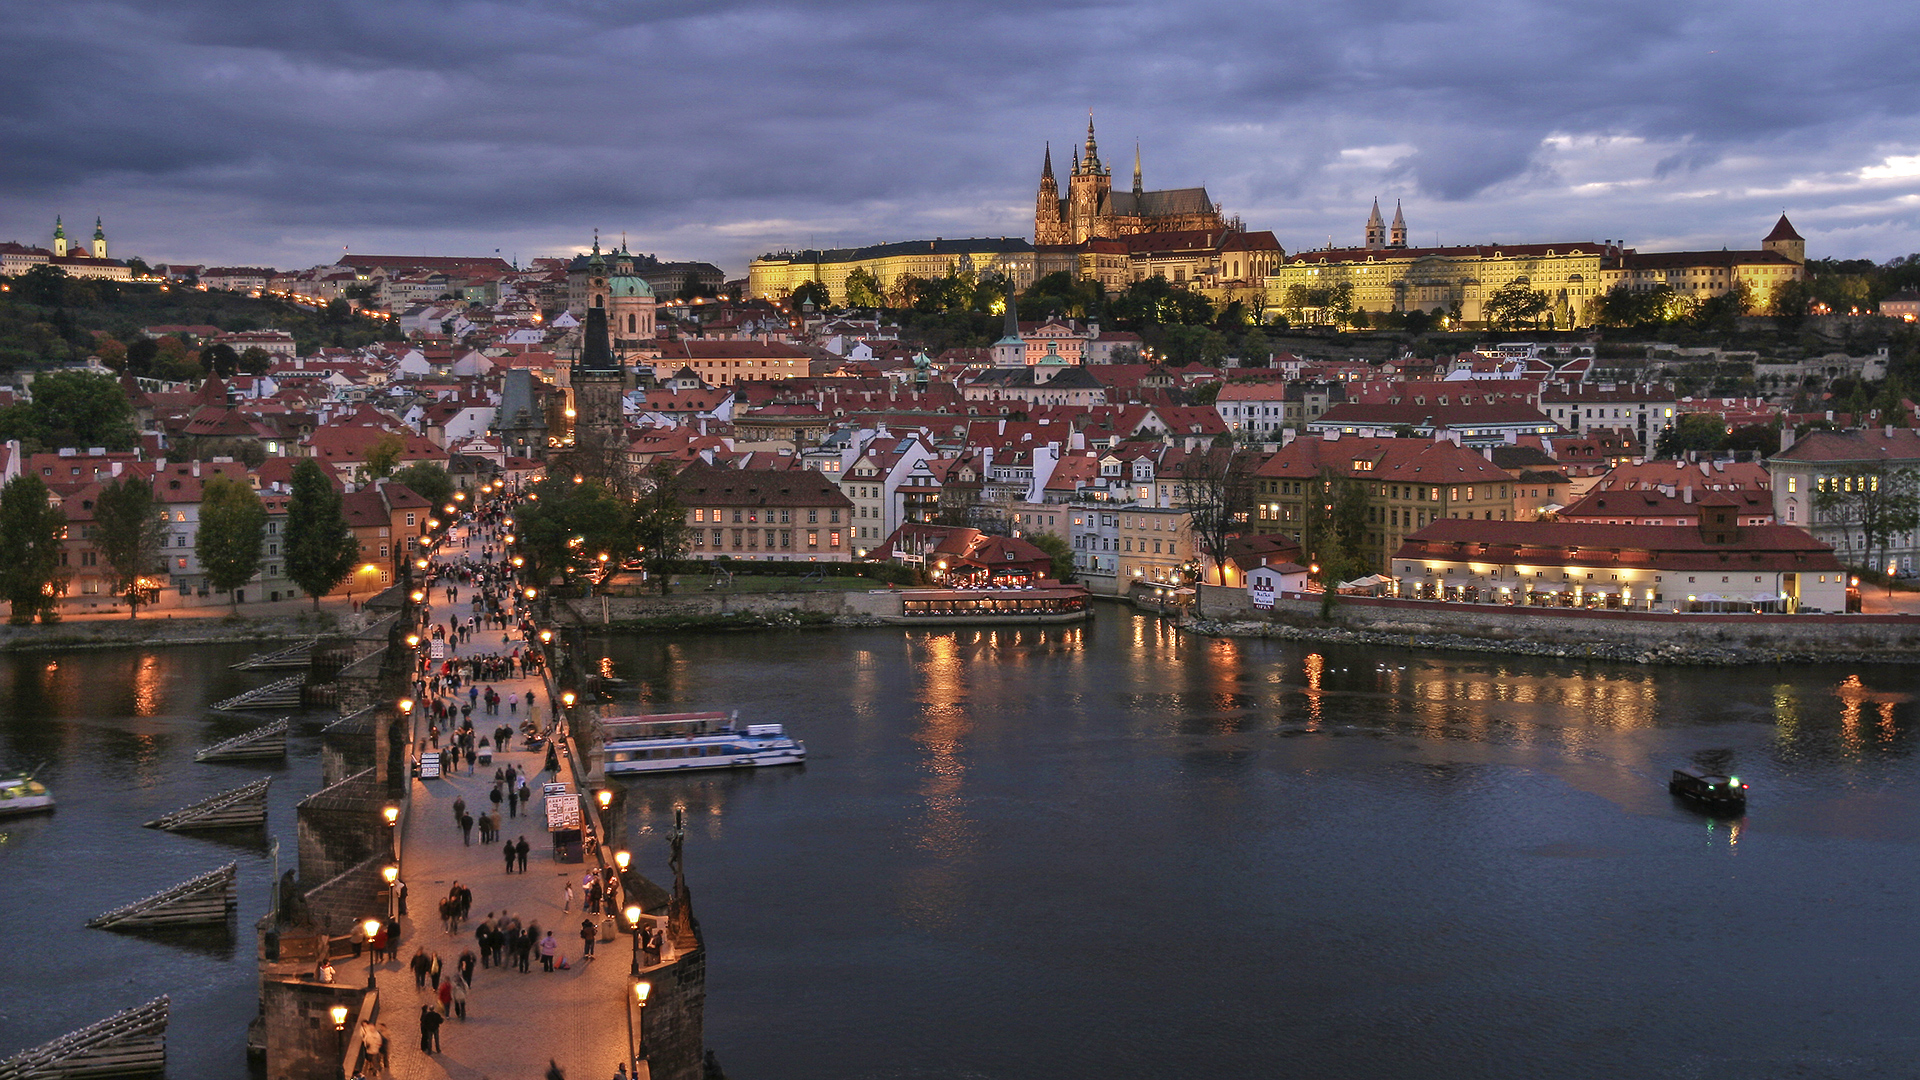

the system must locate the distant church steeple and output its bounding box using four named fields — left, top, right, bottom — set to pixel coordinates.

left=1389, top=201, right=1407, bottom=249
left=92, top=216, right=107, bottom=259
left=993, top=279, right=1025, bottom=368
left=52, top=215, right=67, bottom=258
left=1132, top=141, right=1143, bottom=197
left=1365, top=199, right=1386, bottom=250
